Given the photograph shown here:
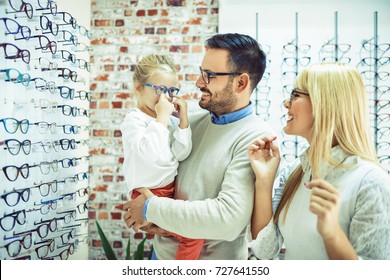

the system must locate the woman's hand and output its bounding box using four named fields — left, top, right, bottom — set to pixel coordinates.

left=306, top=179, right=358, bottom=259
left=248, top=136, right=280, bottom=180
left=306, top=179, right=341, bottom=241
